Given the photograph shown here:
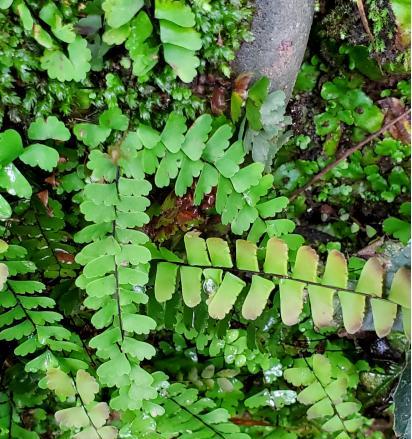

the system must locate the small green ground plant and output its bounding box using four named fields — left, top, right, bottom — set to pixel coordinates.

left=0, top=1, right=410, bottom=439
